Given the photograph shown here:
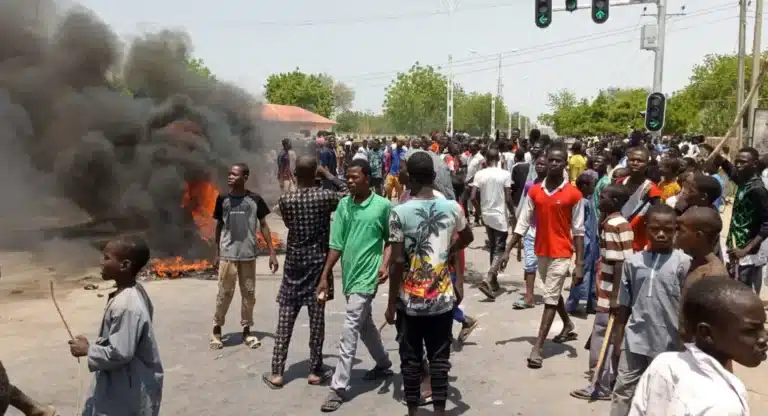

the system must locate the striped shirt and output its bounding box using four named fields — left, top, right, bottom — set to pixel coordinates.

left=596, top=212, right=634, bottom=312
